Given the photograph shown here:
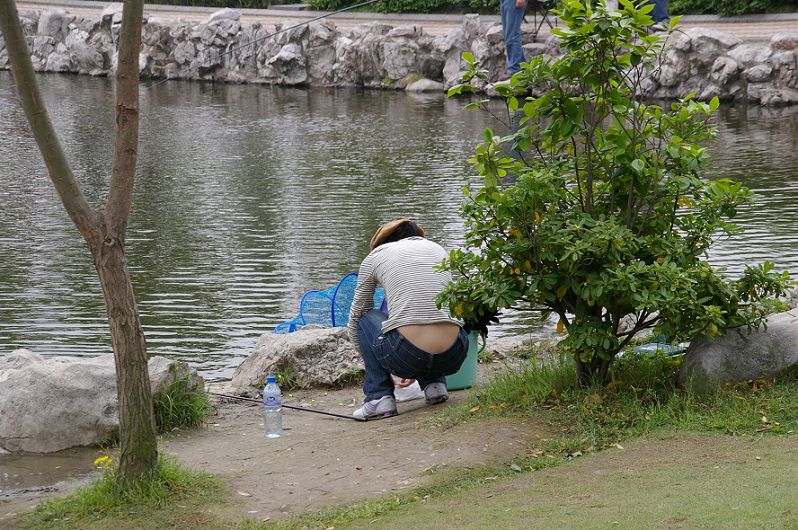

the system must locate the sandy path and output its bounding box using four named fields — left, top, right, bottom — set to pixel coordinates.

left=160, top=385, right=547, bottom=523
